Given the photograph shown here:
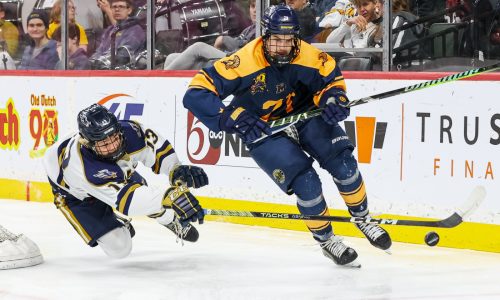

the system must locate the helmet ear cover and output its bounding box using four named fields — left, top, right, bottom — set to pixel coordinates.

left=261, top=4, right=301, bottom=66
left=77, top=104, right=127, bottom=161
